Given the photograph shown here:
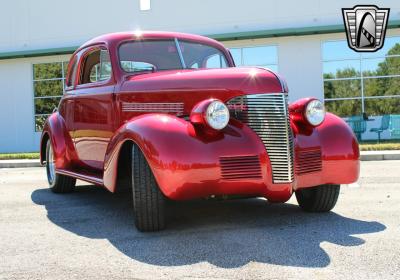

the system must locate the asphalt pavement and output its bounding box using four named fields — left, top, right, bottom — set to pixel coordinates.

left=0, top=161, right=399, bottom=279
